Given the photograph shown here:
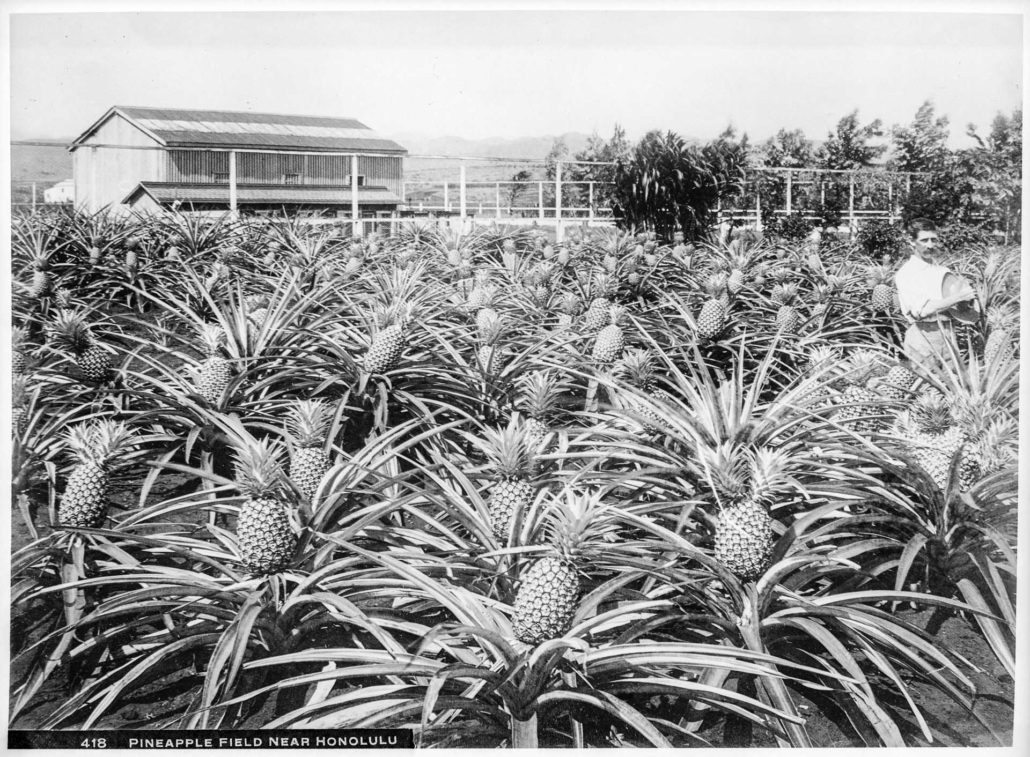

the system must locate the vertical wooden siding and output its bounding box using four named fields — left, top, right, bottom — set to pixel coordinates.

left=166, top=150, right=401, bottom=194
left=74, top=114, right=164, bottom=212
